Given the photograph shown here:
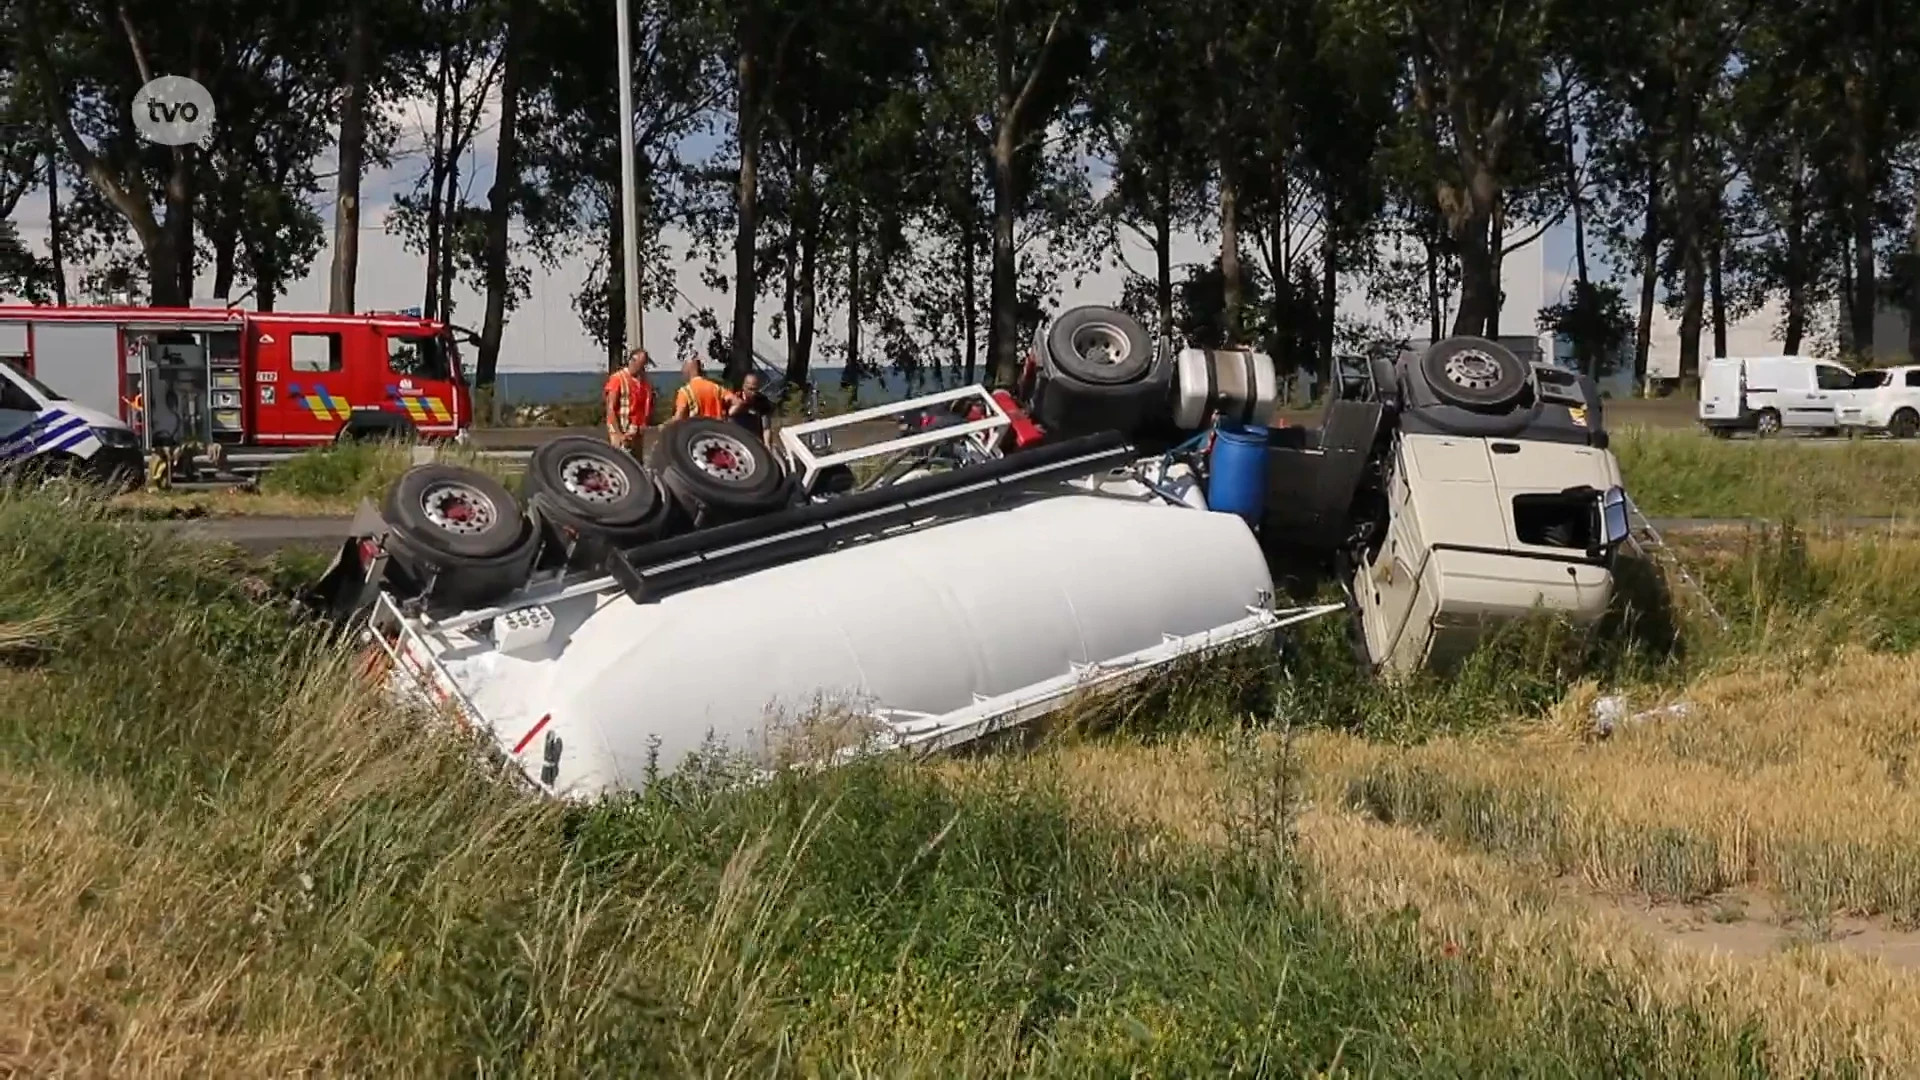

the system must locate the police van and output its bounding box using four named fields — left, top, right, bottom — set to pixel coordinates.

left=0, top=360, right=144, bottom=487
